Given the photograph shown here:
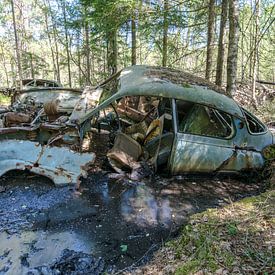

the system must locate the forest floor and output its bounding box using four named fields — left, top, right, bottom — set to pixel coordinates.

left=0, top=171, right=272, bottom=274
